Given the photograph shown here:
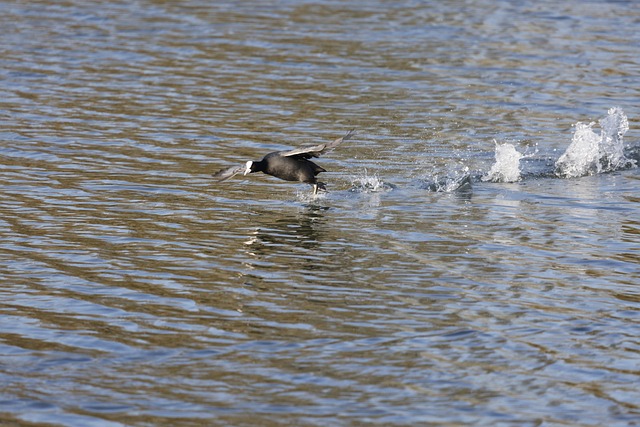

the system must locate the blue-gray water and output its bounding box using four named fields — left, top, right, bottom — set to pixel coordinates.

left=1, top=1, right=639, bottom=426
